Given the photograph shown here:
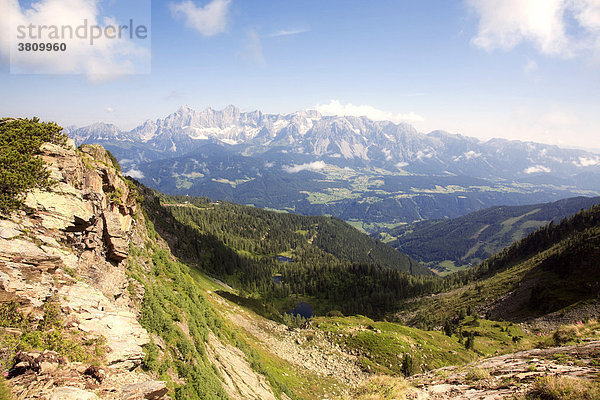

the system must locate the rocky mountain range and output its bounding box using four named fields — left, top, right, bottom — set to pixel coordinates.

left=67, top=106, right=600, bottom=230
